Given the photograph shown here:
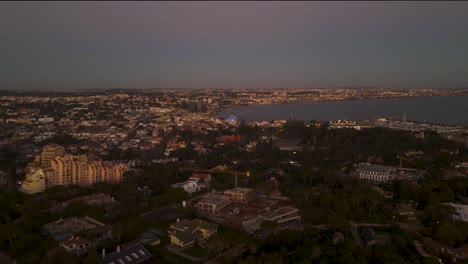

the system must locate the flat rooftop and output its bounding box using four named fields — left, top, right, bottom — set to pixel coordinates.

left=224, top=187, right=253, bottom=194
left=199, top=194, right=230, bottom=205
left=260, top=206, right=299, bottom=220
left=358, top=163, right=395, bottom=173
